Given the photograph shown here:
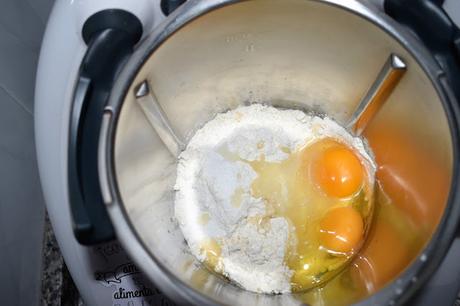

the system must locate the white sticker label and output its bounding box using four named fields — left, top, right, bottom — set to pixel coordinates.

left=92, top=242, right=176, bottom=306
